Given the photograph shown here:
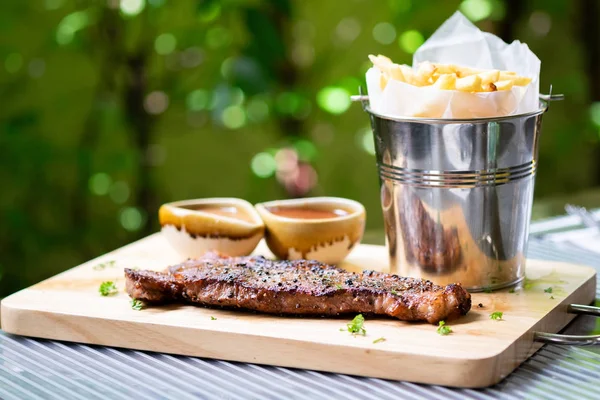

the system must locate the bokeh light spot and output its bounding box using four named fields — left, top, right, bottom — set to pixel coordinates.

left=144, top=91, right=169, bottom=115
left=180, top=47, right=204, bottom=68
left=529, top=11, right=551, bottom=37
left=198, top=2, right=221, bottom=22
left=372, top=22, right=397, bottom=45
left=119, top=207, right=145, bottom=231
left=220, top=57, right=234, bottom=79
left=590, top=102, right=600, bottom=127
left=56, top=11, right=91, bottom=45
left=186, top=89, right=209, bottom=111
left=388, top=0, right=411, bottom=13
left=5, top=53, right=23, bottom=73
left=358, top=127, right=376, bottom=155
left=206, top=26, right=231, bottom=49
left=251, top=153, right=277, bottom=178
left=109, top=181, right=130, bottom=204
left=146, top=144, right=167, bottom=166
left=335, top=18, right=361, bottom=44
left=460, top=0, right=493, bottom=22
left=316, top=87, right=351, bottom=115
left=28, top=59, right=46, bottom=78
left=291, top=43, right=315, bottom=68
left=120, top=0, right=145, bottom=16
left=230, top=87, right=245, bottom=106
left=247, top=98, right=270, bottom=123
left=294, top=140, right=317, bottom=162
left=45, top=0, right=66, bottom=10
left=89, top=173, right=112, bottom=196
left=398, top=30, right=424, bottom=54
left=155, top=33, right=177, bottom=55
left=222, top=105, right=246, bottom=129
